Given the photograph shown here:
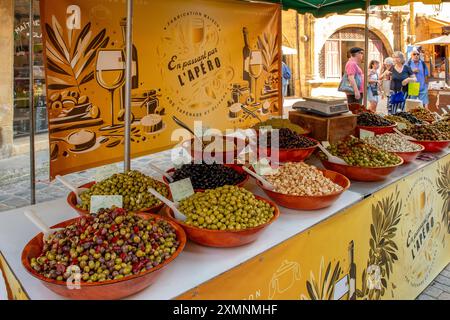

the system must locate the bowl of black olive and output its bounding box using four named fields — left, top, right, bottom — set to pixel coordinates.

left=356, top=112, right=397, bottom=136
left=163, top=162, right=249, bottom=191
left=257, top=128, right=319, bottom=163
